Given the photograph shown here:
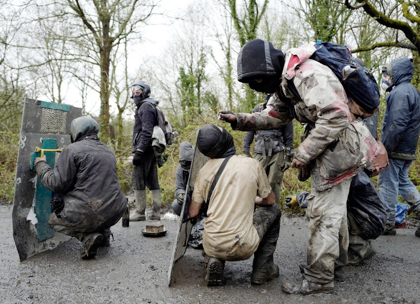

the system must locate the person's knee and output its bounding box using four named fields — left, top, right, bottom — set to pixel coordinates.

left=270, top=203, right=281, bottom=220
left=171, top=200, right=182, bottom=216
